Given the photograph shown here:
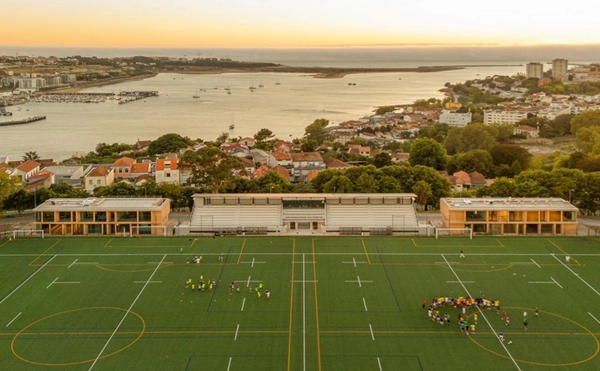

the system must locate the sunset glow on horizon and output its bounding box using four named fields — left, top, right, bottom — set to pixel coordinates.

left=3, top=0, right=600, bottom=48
